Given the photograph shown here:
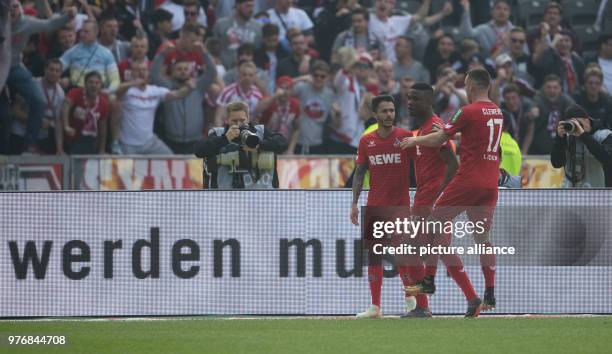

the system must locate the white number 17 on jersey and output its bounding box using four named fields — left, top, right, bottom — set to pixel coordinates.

left=486, top=119, right=503, bottom=153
